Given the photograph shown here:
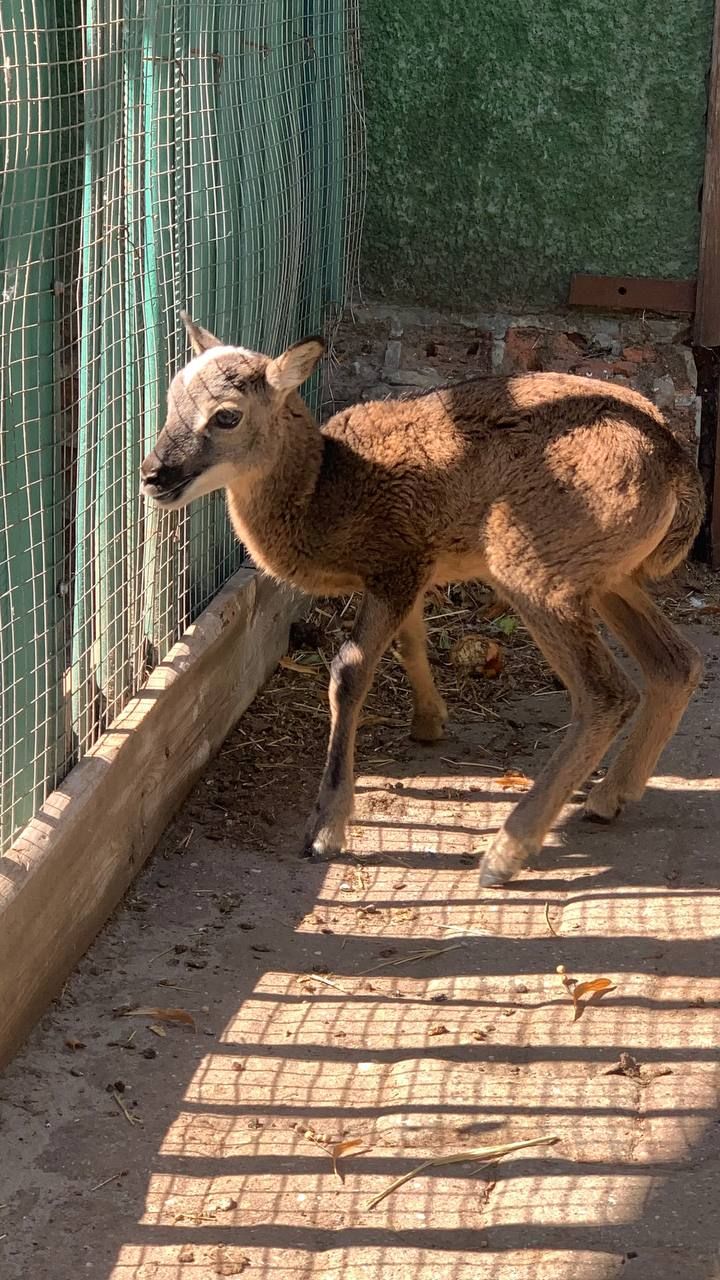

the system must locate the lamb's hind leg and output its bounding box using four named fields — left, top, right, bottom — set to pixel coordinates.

left=479, top=597, right=639, bottom=886
left=396, top=596, right=448, bottom=742
left=584, top=578, right=702, bottom=822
